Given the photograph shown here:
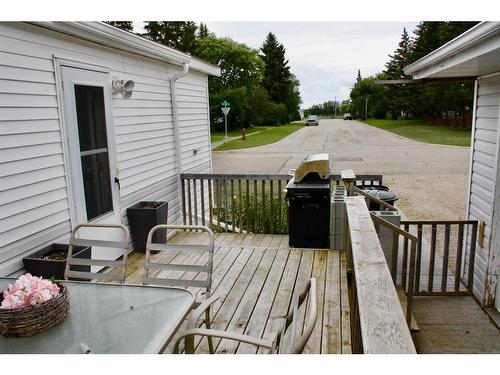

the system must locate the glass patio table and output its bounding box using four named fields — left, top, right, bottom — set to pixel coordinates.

left=0, top=279, right=195, bottom=354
